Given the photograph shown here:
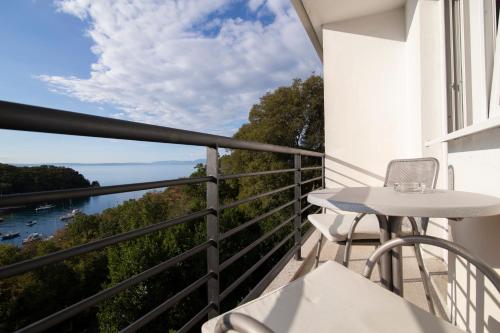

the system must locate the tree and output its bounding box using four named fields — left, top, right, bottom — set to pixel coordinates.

left=0, top=164, right=97, bottom=194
